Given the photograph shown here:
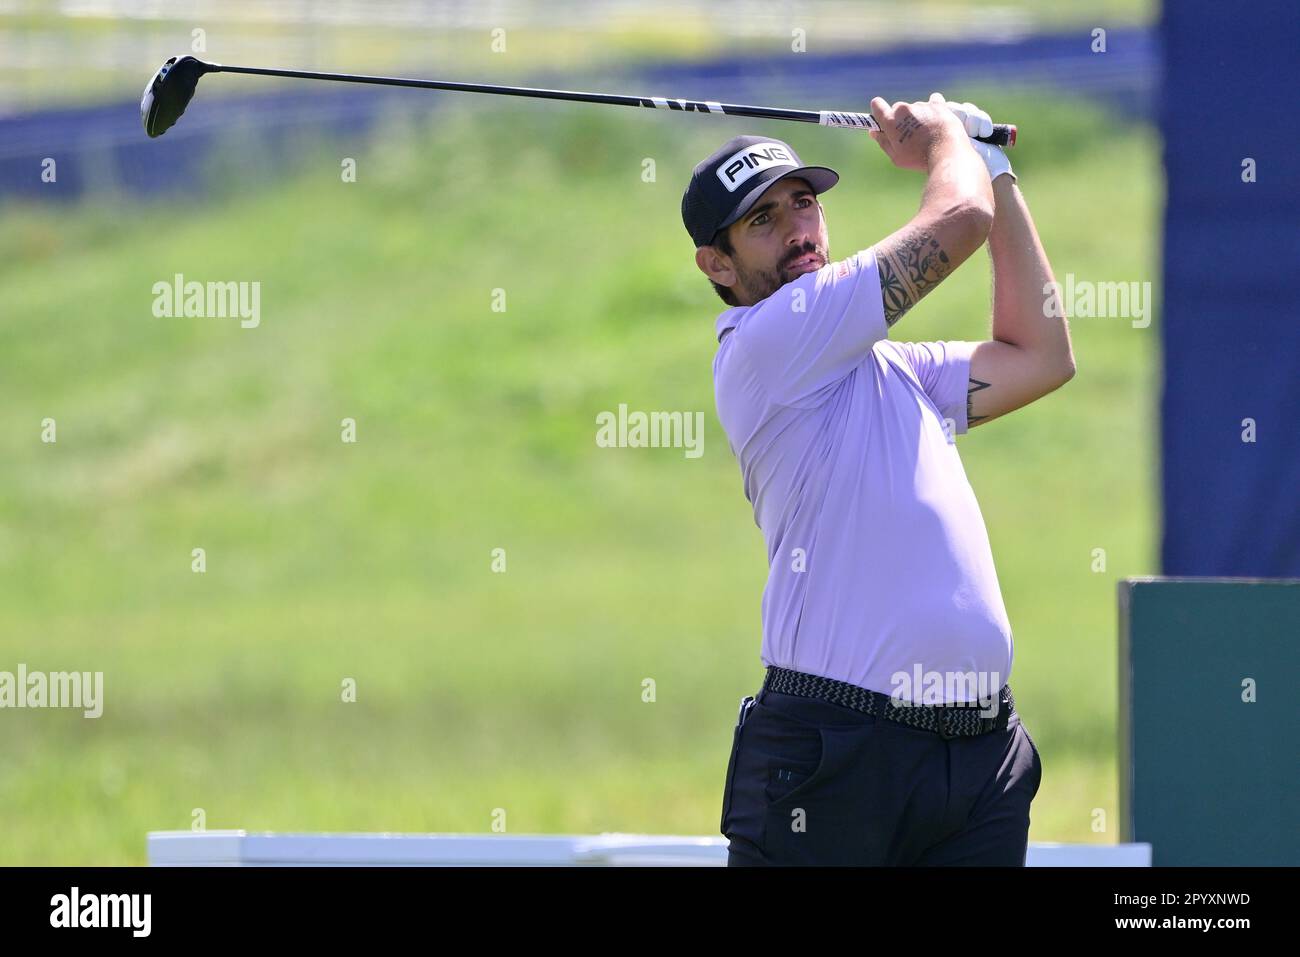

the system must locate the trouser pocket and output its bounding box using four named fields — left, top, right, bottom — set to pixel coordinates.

left=764, top=727, right=826, bottom=806
left=761, top=724, right=869, bottom=865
